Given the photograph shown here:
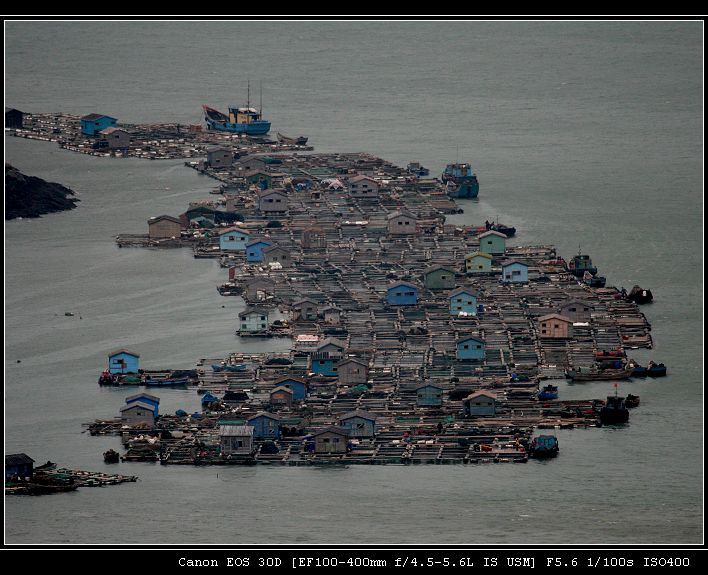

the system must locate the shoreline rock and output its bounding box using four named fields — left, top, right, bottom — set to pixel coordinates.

left=5, top=164, right=79, bottom=220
